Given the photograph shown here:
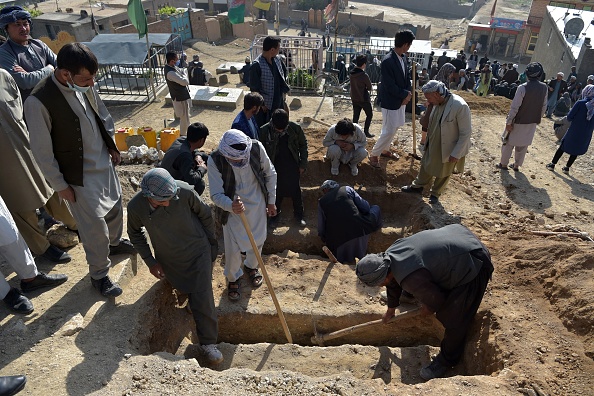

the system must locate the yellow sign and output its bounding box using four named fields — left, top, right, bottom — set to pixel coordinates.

left=254, top=0, right=271, bottom=11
